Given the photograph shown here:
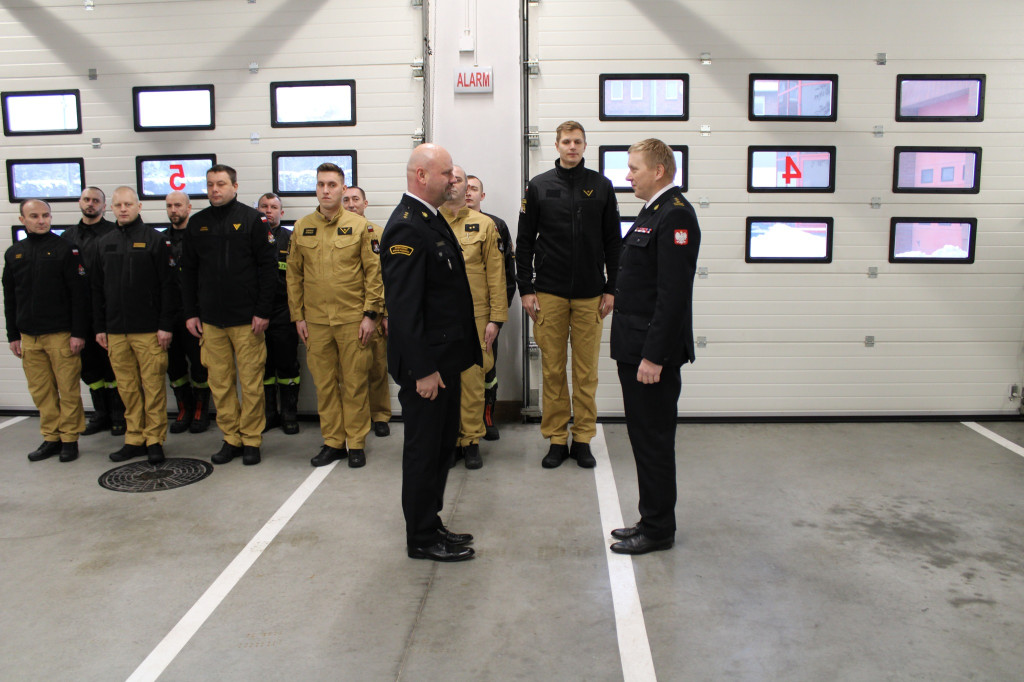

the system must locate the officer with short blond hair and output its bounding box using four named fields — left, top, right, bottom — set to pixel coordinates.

left=288, top=164, right=384, bottom=469
left=440, top=166, right=506, bottom=469
left=3, top=199, right=88, bottom=462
